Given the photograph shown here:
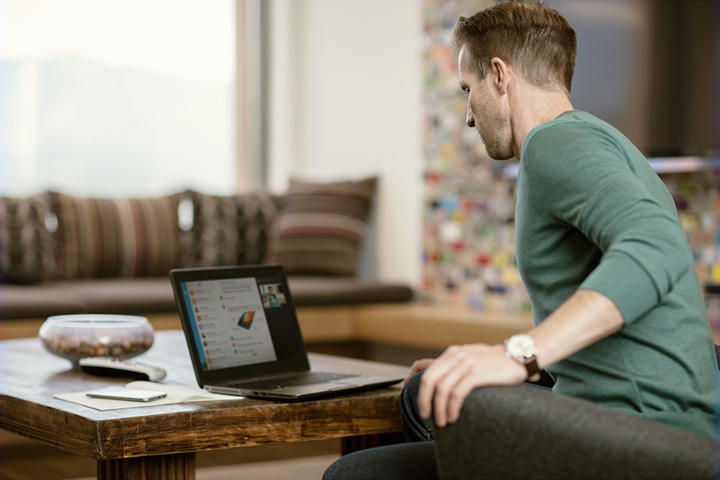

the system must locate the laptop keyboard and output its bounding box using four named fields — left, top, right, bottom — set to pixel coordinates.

left=229, top=371, right=355, bottom=391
